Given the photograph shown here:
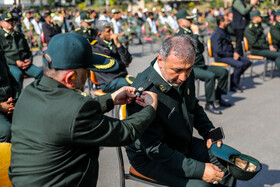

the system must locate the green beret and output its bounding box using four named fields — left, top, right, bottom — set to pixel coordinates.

left=250, top=10, right=261, bottom=19
left=176, top=9, right=196, bottom=20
